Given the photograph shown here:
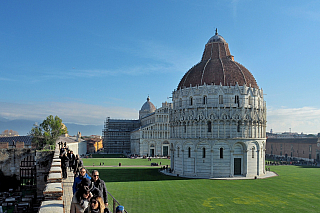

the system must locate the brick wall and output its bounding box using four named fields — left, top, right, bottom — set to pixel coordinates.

left=16, top=142, right=24, bottom=149
left=0, top=142, right=9, bottom=149
left=266, top=138, right=318, bottom=159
